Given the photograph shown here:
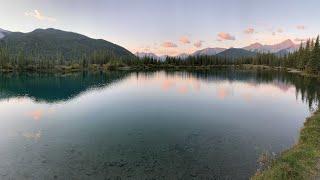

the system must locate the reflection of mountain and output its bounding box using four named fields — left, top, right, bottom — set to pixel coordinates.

left=163, top=69, right=320, bottom=108
left=0, top=71, right=129, bottom=103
